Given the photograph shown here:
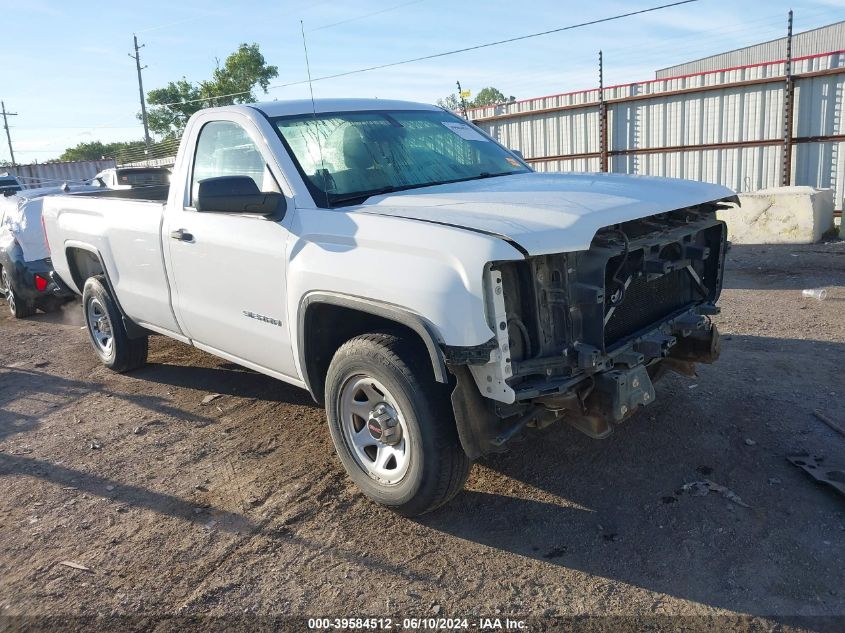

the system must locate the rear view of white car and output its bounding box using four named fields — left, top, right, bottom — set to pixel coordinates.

left=90, top=167, right=171, bottom=190
left=0, top=184, right=98, bottom=317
